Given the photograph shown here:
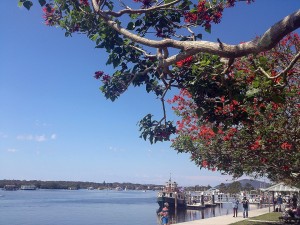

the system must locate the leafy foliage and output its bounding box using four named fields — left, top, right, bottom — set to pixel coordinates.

left=169, top=34, right=300, bottom=184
